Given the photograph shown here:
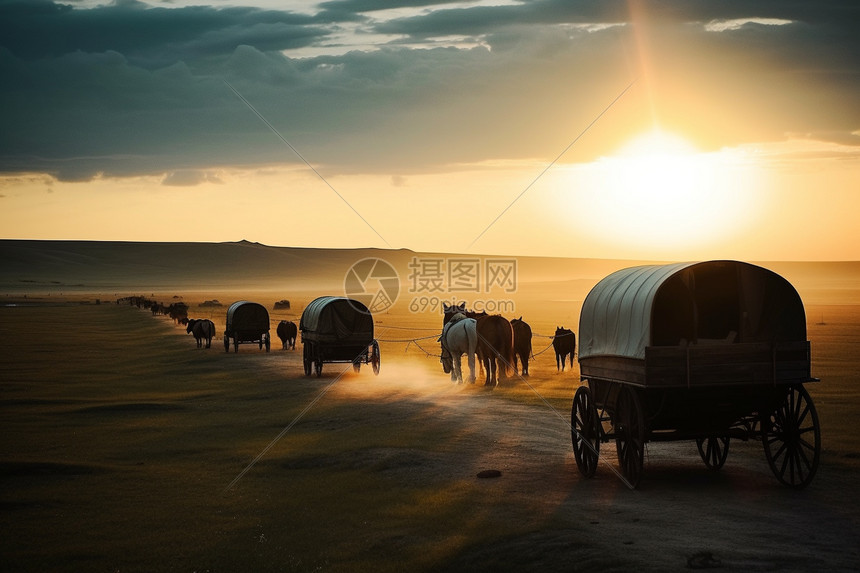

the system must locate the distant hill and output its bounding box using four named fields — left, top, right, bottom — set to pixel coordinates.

left=0, top=240, right=404, bottom=292
left=1, top=240, right=858, bottom=304
left=0, top=239, right=642, bottom=293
